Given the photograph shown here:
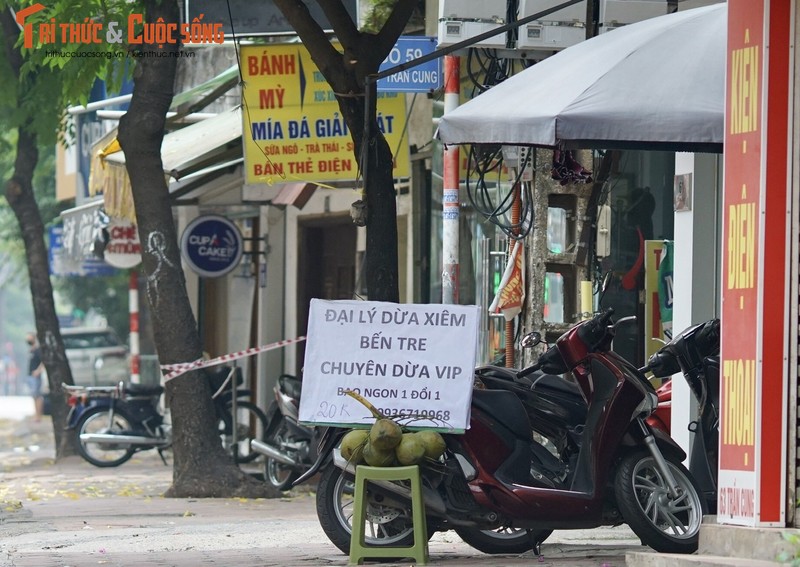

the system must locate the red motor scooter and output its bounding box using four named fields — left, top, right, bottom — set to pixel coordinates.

left=299, top=308, right=706, bottom=557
